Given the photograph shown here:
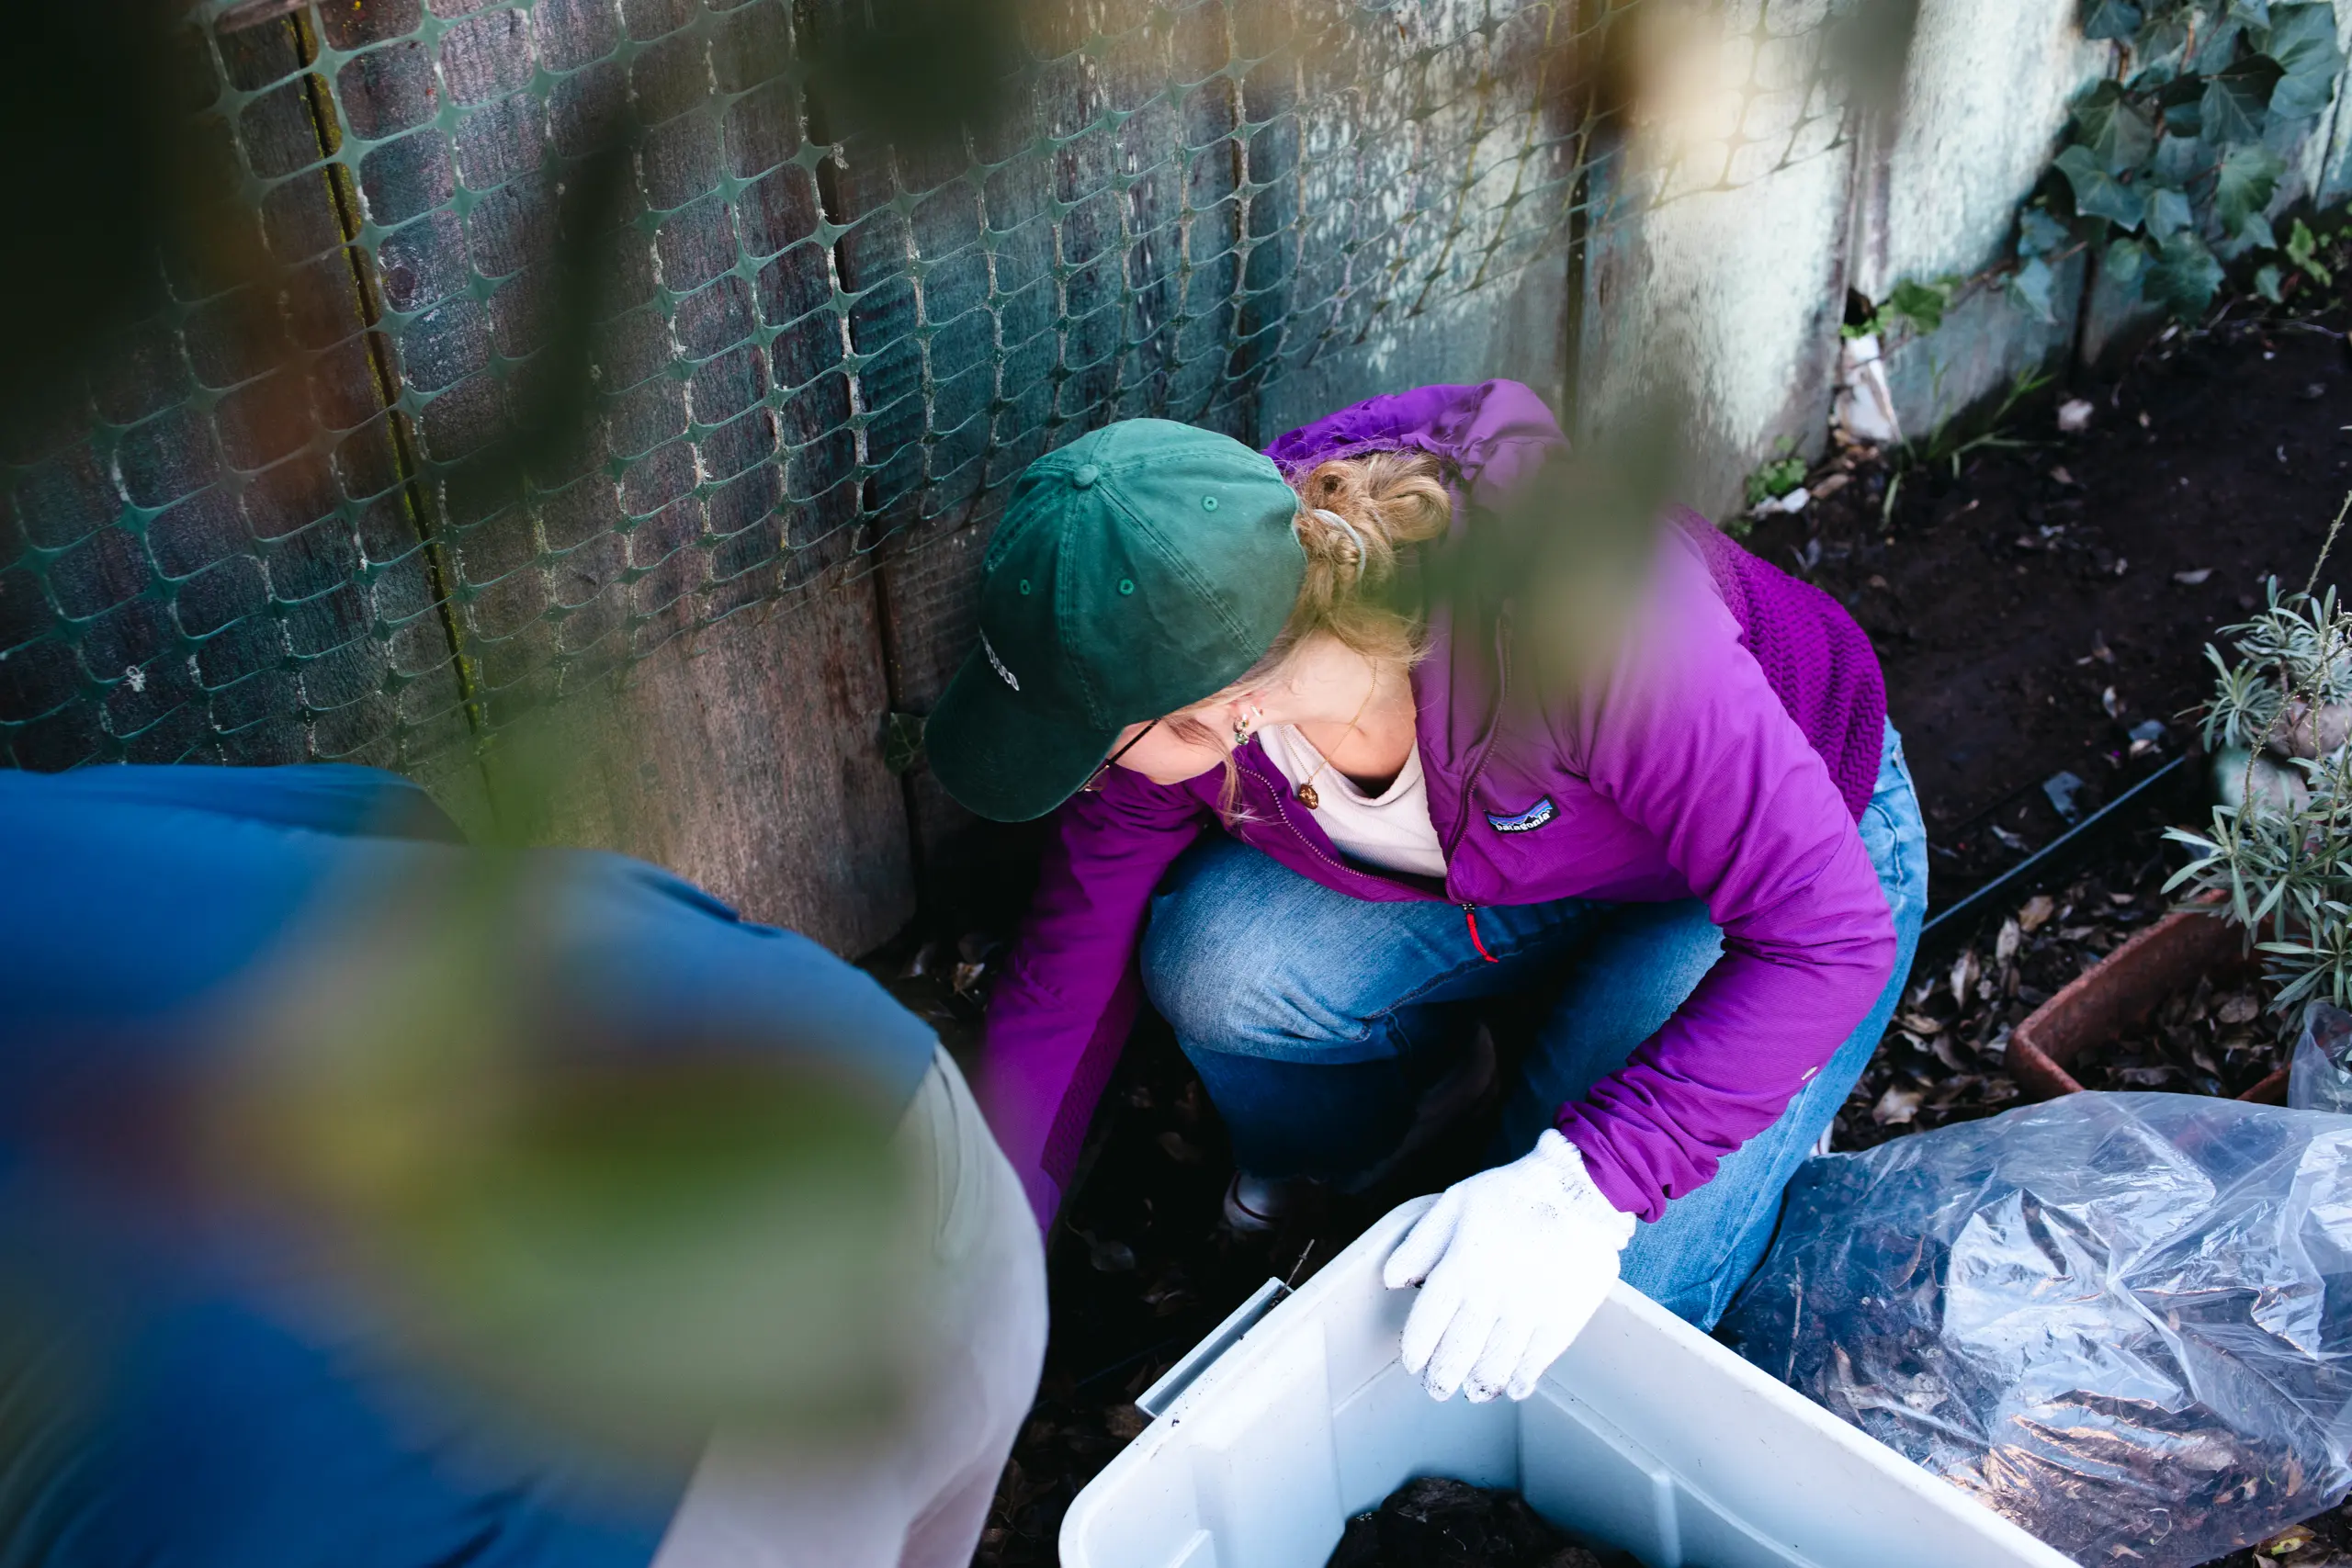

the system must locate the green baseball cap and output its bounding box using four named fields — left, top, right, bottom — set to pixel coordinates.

left=926, top=419, right=1306, bottom=823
